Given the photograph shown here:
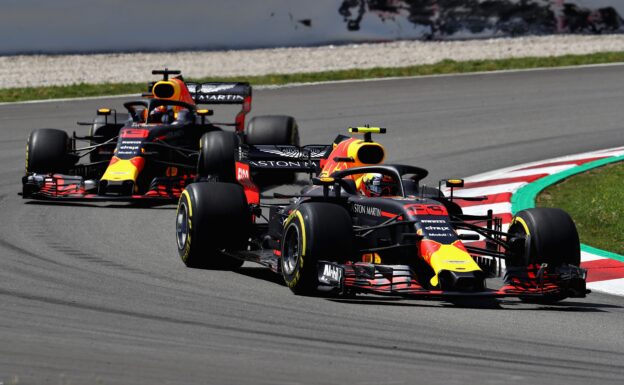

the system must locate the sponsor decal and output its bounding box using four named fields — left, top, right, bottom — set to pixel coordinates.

left=116, top=139, right=143, bottom=157
left=421, top=219, right=446, bottom=224
left=249, top=160, right=317, bottom=168
left=120, top=129, right=148, bottom=139
left=237, top=165, right=250, bottom=180
left=196, top=94, right=244, bottom=102
left=352, top=203, right=381, bottom=217
left=424, top=226, right=451, bottom=231
left=200, top=84, right=237, bottom=93
left=258, top=146, right=327, bottom=159
left=416, top=215, right=456, bottom=242
left=404, top=204, right=448, bottom=216
left=319, top=263, right=343, bottom=285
